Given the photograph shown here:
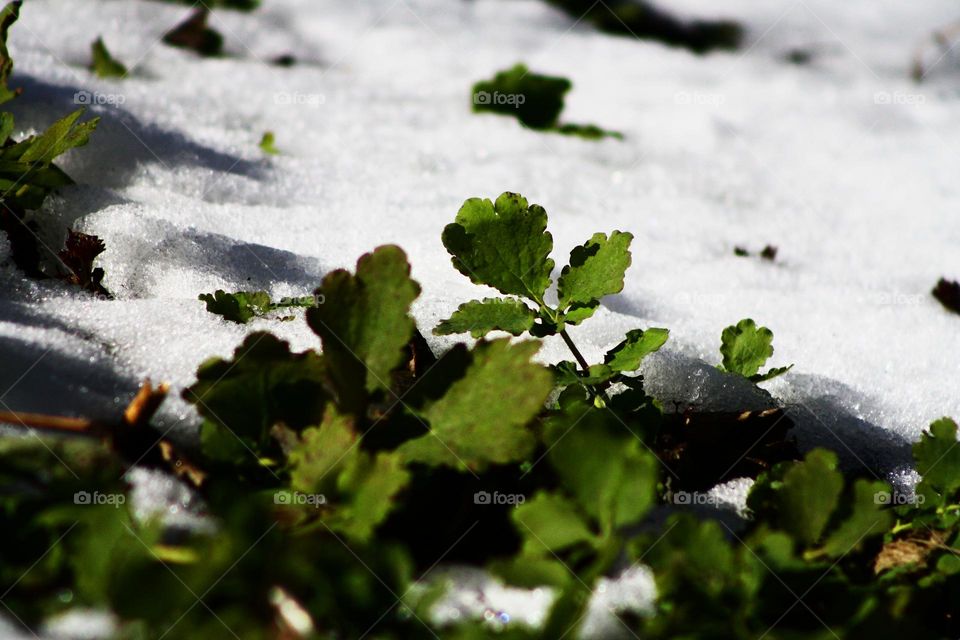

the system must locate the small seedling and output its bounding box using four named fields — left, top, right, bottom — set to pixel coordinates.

left=718, top=318, right=792, bottom=382
left=258, top=131, right=279, bottom=155
left=472, top=64, right=621, bottom=139
left=436, top=191, right=667, bottom=401
left=199, top=289, right=316, bottom=323
left=90, top=37, right=127, bottom=78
